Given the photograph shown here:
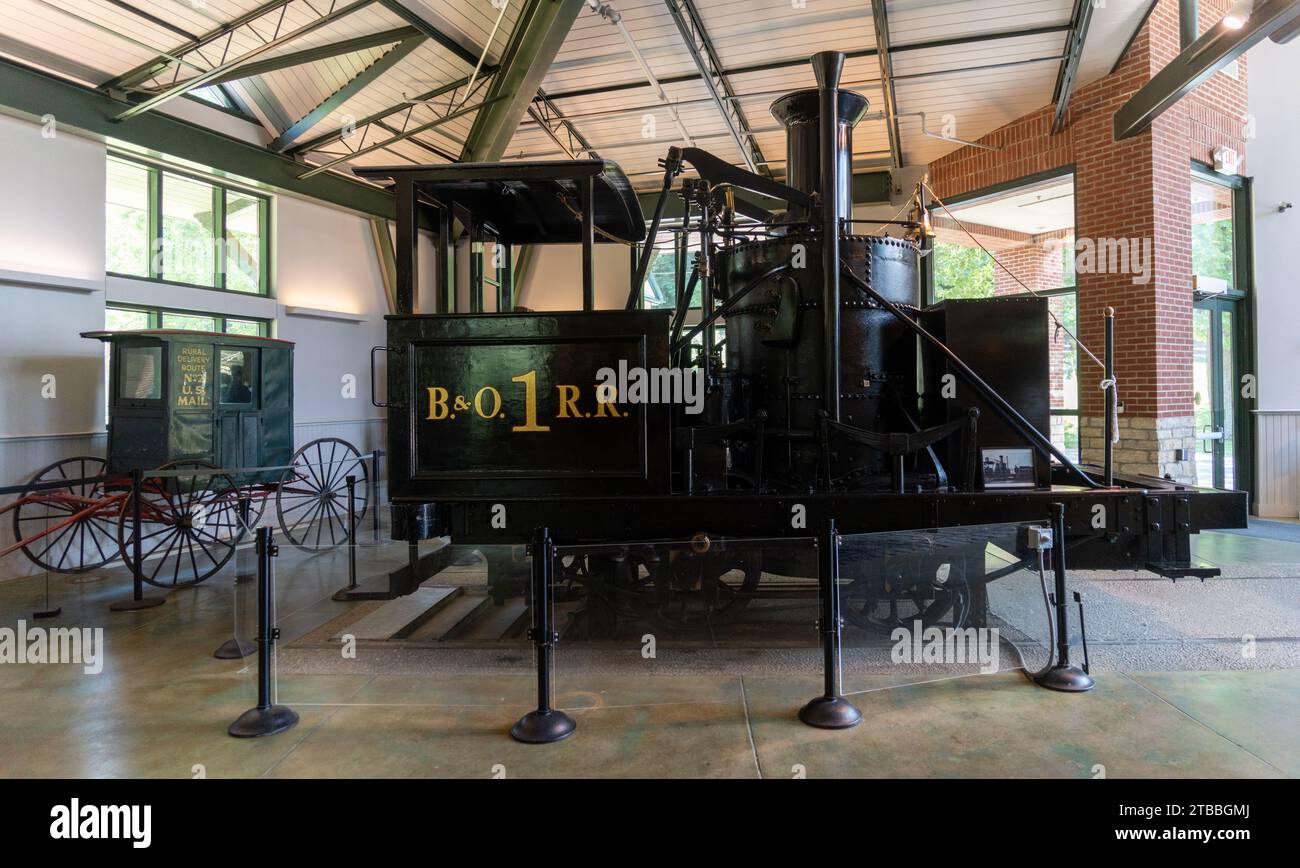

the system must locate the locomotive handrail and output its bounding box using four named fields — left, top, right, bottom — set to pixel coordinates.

left=370, top=345, right=395, bottom=408
left=840, top=262, right=1101, bottom=490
